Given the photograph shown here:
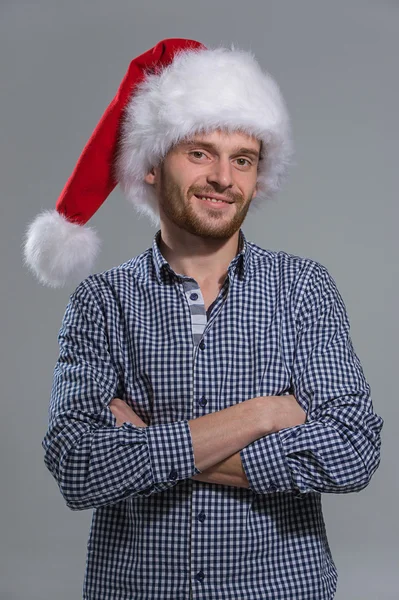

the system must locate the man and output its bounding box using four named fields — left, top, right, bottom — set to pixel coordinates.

left=23, top=39, right=383, bottom=599
left=110, top=127, right=308, bottom=484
